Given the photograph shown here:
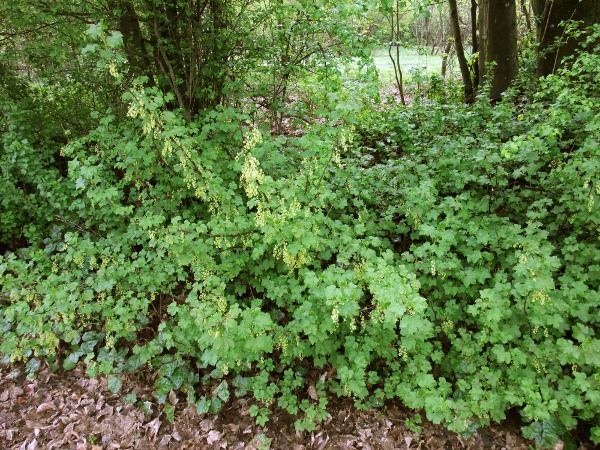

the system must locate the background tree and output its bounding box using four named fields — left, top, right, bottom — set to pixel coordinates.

left=386, top=0, right=408, bottom=104
left=470, top=0, right=479, bottom=89
left=478, top=0, right=518, bottom=99
left=448, top=0, right=473, bottom=101
left=102, top=0, right=244, bottom=120
left=533, top=0, right=600, bottom=76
